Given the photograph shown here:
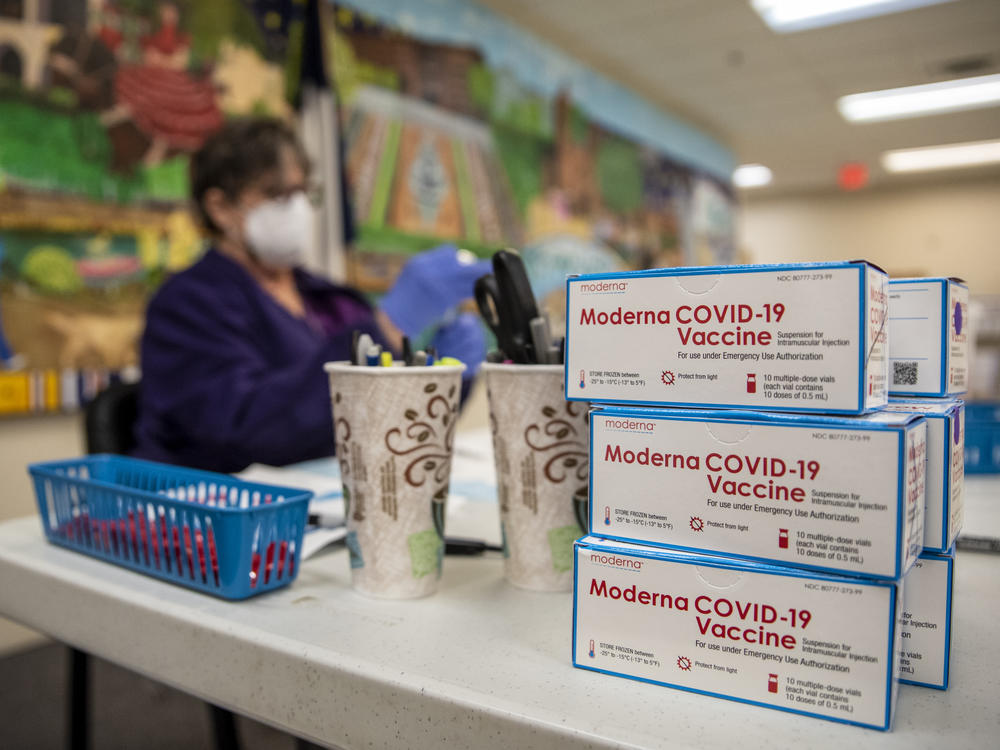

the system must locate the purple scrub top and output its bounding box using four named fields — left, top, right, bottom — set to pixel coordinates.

left=133, top=248, right=389, bottom=472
